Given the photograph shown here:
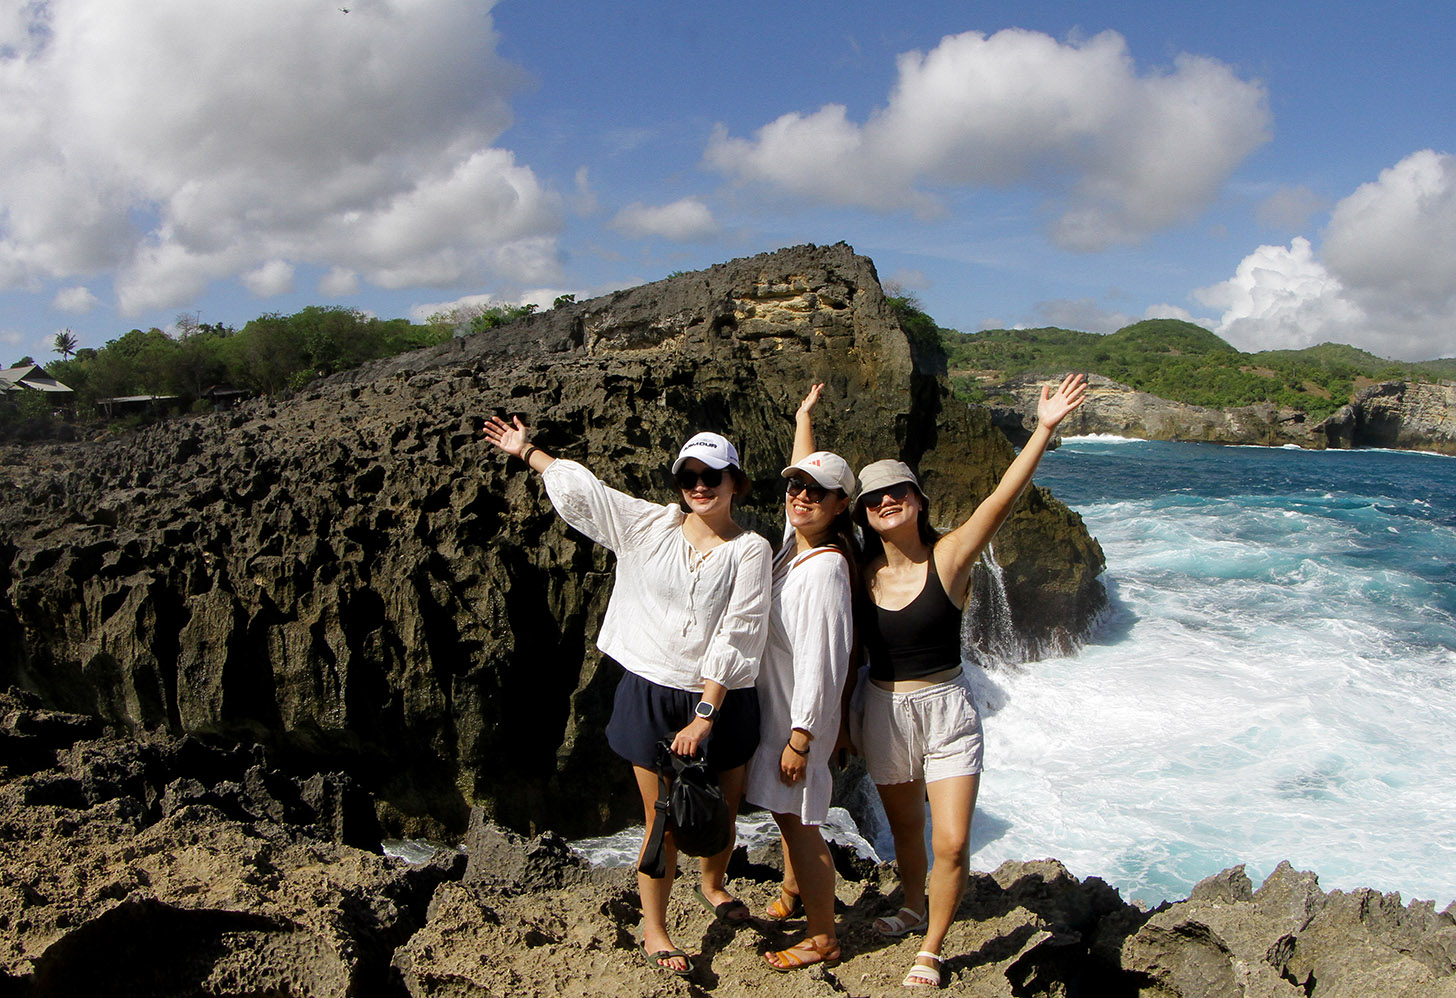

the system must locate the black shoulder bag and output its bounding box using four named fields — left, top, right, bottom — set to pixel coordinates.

left=638, top=738, right=733, bottom=879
